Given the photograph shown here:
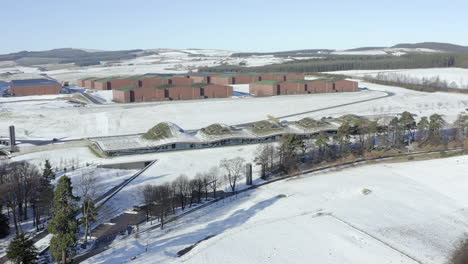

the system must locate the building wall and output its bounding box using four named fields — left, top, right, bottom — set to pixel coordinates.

left=11, top=84, right=62, bottom=96
left=306, top=80, right=332, bottom=93
left=210, top=76, right=234, bottom=85
left=169, top=77, right=193, bottom=86
left=202, top=84, right=233, bottom=98
left=168, top=86, right=201, bottom=100
left=109, top=78, right=135, bottom=90
left=189, top=76, right=209, bottom=83
left=76, top=79, right=86, bottom=87
left=84, top=79, right=95, bottom=89
left=278, top=82, right=307, bottom=95
left=141, top=77, right=167, bottom=88
left=334, top=80, right=358, bottom=92
left=113, top=90, right=130, bottom=103
left=233, top=74, right=253, bottom=84
left=261, top=74, right=287, bottom=82
left=250, top=83, right=278, bottom=97
left=133, top=87, right=166, bottom=102
left=286, top=73, right=306, bottom=80
left=94, top=81, right=109, bottom=90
